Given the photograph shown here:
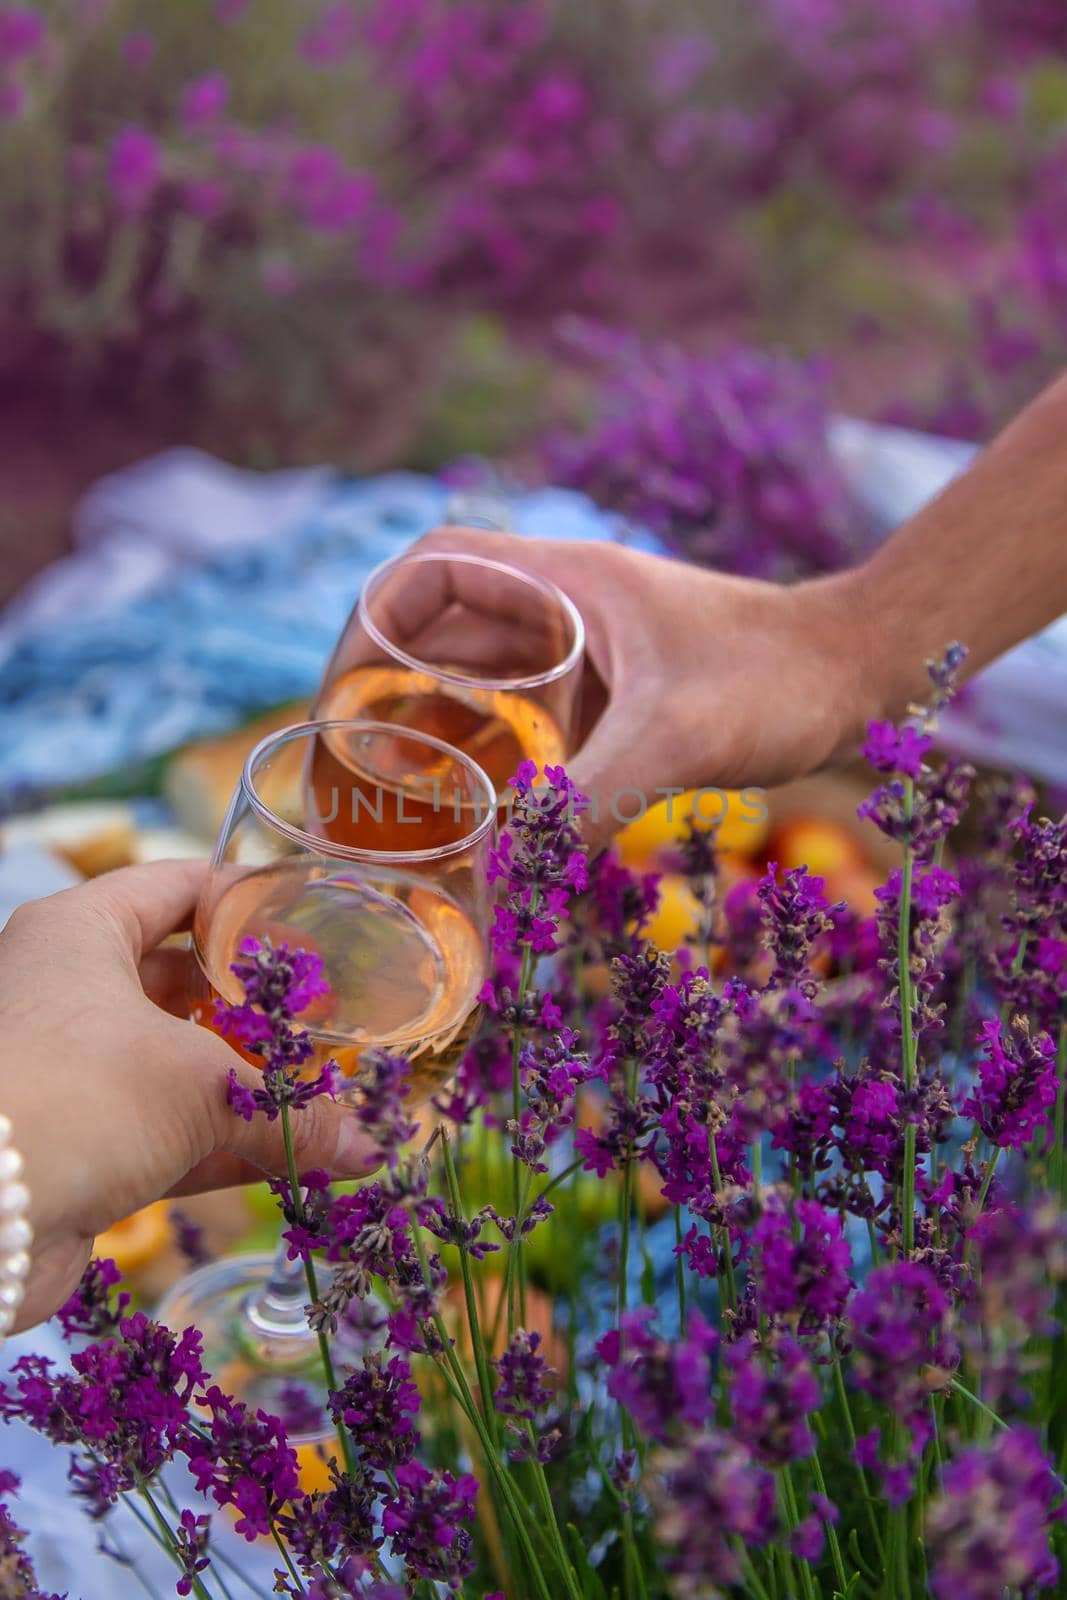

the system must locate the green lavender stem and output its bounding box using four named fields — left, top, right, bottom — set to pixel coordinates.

left=137, top=1484, right=215, bottom=1600
left=898, top=781, right=919, bottom=1261
left=411, top=1214, right=558, bottom=1600
left=441, top=1127, right=500, bottom=1445
left=509, top=943, right=536, bottom=1334
left=279, top=1103, right=356, bottom=1478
